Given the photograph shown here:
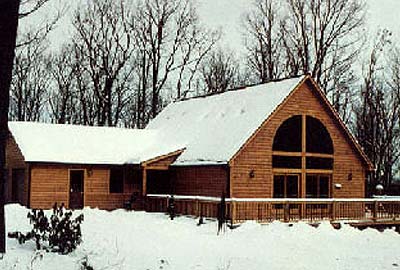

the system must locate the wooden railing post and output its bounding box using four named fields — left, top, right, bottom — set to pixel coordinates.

left=331, top=200, right=336, bottom=221
left=195, top=198, right=199, bottom=216
left=372, top=200, right=378, bottom=222
left=284, top=201, right=289, bottom=222
left=231, top=200, right=236, bottom=224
